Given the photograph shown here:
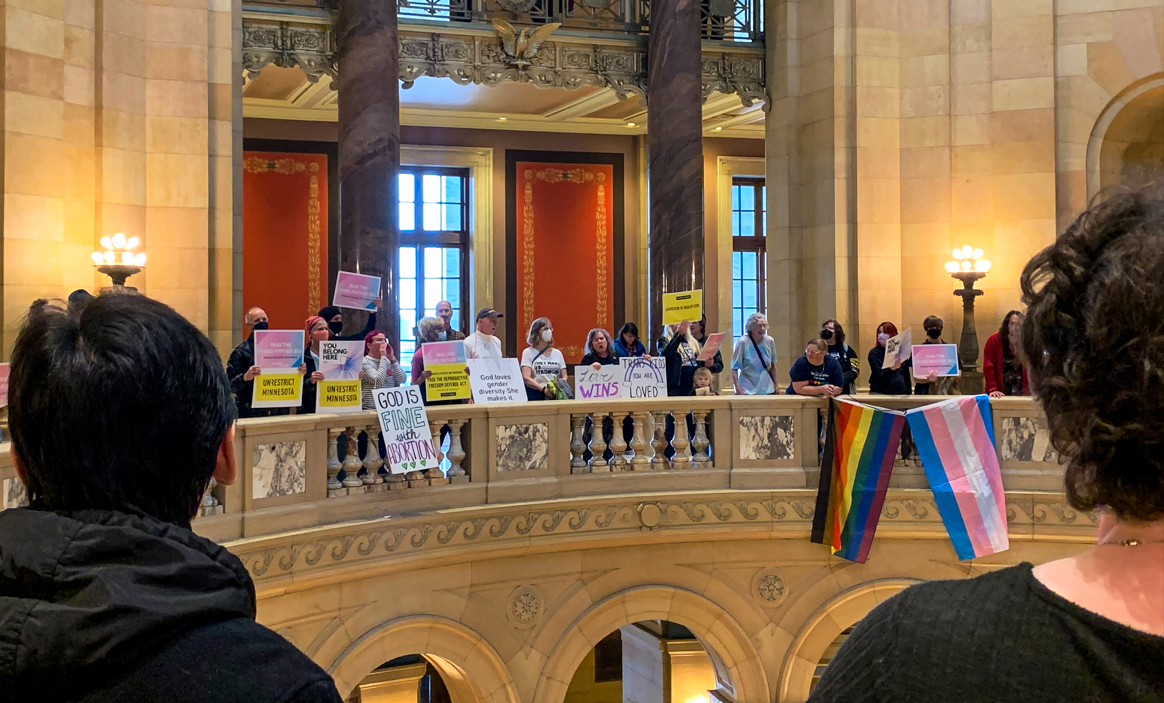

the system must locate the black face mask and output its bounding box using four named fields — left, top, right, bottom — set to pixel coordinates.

left=328, top=320, right=344, bottom=335
left=820, top=329, right=834, bottom=341
left=926, top=328, right=942, bottom=340
left=251, top=320, right=269, bottom=332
